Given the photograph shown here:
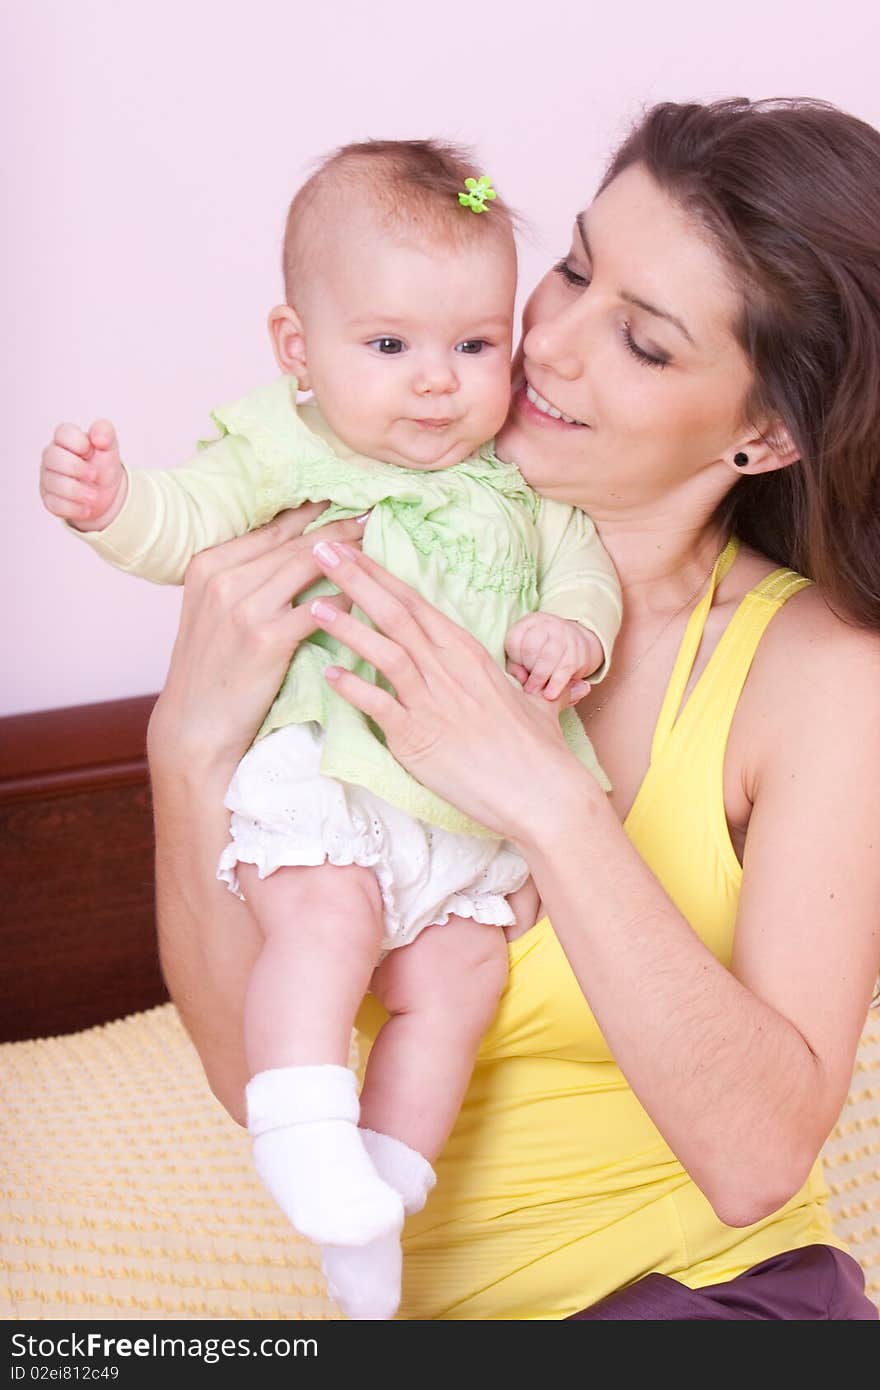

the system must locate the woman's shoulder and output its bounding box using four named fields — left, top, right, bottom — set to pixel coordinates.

left=747, top=550, right=879, bottom=664
left=721, top=547, right=880, bottom=855
left=737, top=545, right=880, bottom=749
left=727, top=542, right=876, bottom=653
